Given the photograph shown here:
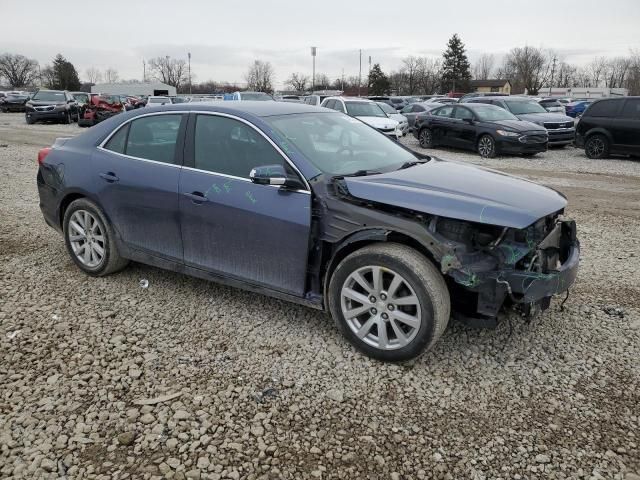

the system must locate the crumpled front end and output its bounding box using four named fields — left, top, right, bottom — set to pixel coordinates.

left=433, top=214, right=580, bottom=325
